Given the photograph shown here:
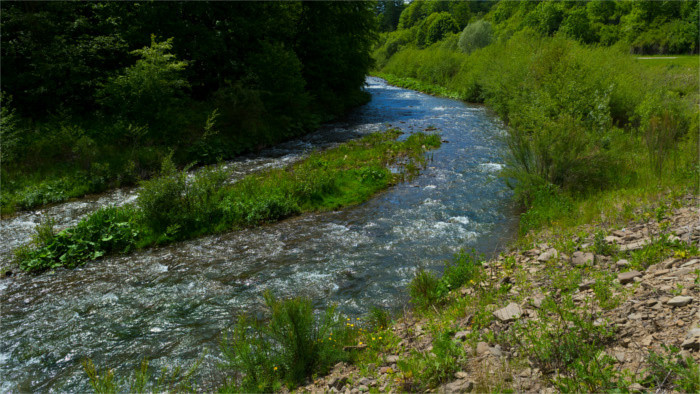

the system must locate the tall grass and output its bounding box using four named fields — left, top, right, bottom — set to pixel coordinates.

left=377, top=30, right=698, bottom=233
